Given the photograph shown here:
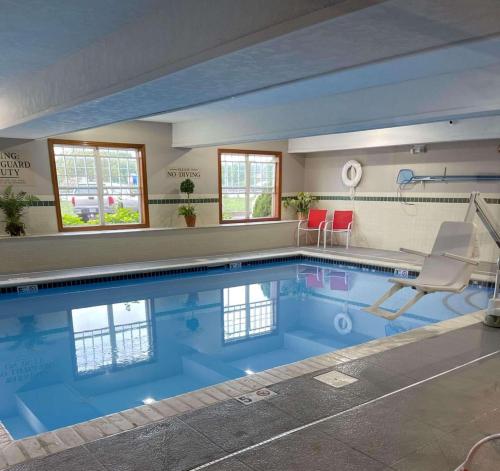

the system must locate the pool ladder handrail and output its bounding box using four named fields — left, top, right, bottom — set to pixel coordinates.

left=465, top=193, right=500, bottom=323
